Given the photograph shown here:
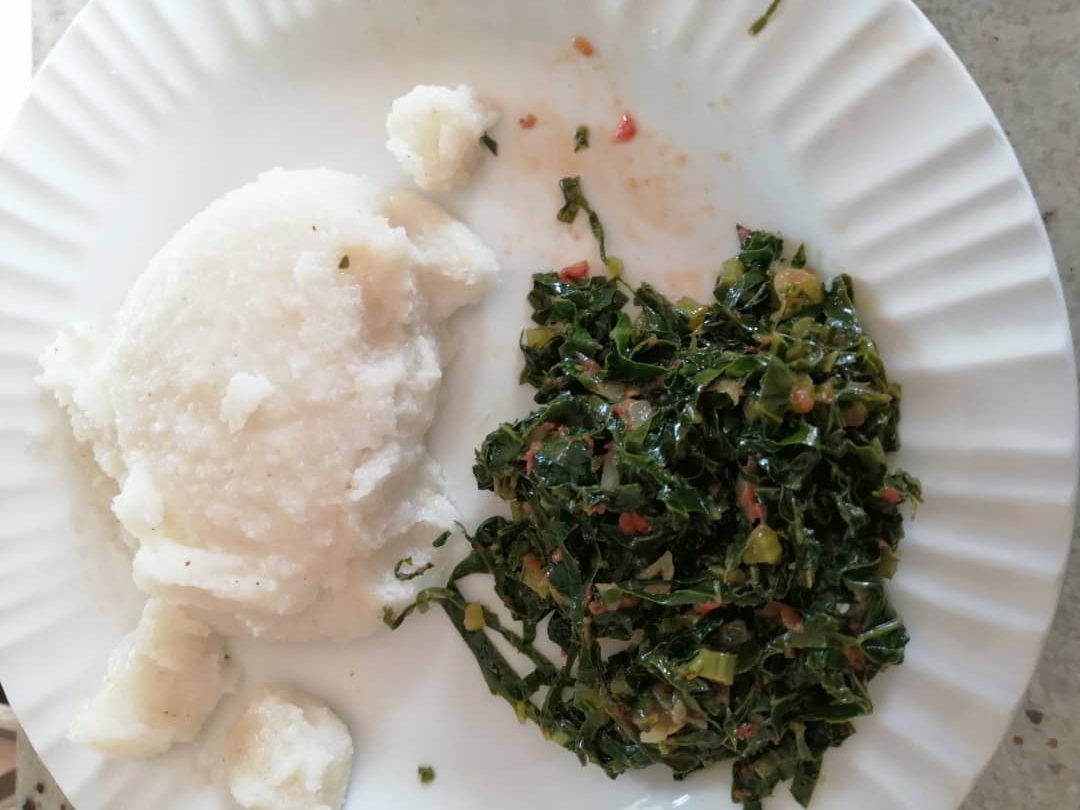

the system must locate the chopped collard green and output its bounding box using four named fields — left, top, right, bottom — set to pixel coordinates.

left=418, top=765, right=436, bottom=784
left=394, top=556, right=434, bottom=582
left=574, top=125, right=591, bottom=152
left=388, top=227, right=919, bottom=809
left=749, top=0, right=784, bottom=36
left=556, top=176, right=623, bottom=277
